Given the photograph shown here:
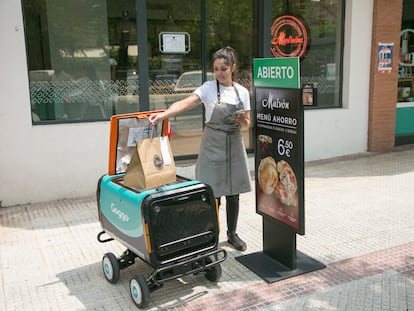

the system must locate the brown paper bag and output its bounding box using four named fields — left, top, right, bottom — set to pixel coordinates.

left=124, top=136, right=176, bottom=189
